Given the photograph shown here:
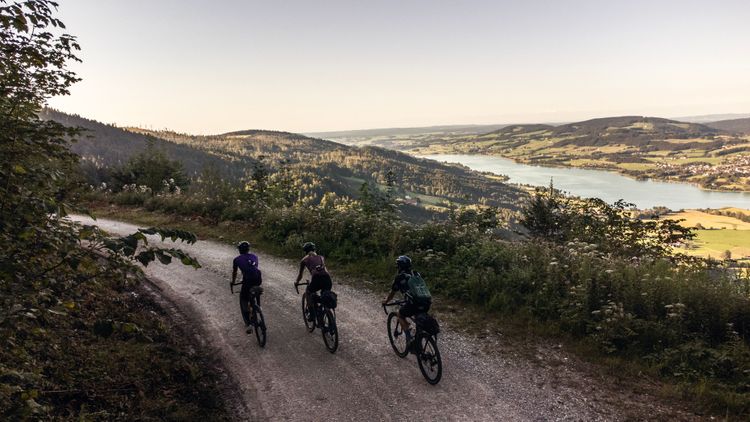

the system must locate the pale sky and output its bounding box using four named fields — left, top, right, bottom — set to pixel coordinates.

left=48, top=0, right=750, bottom=134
